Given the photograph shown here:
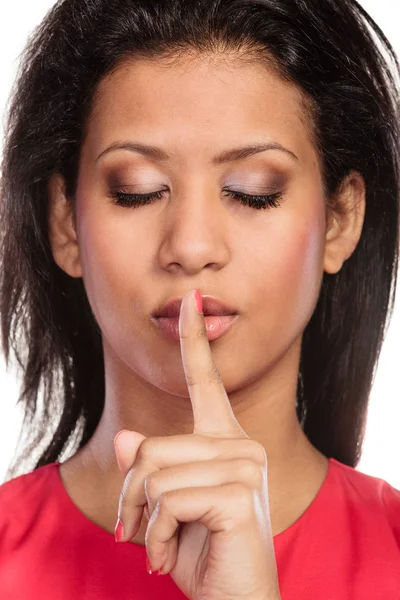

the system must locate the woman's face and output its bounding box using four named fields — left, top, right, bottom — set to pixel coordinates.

left=56, top=55, right=337, bottom=398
